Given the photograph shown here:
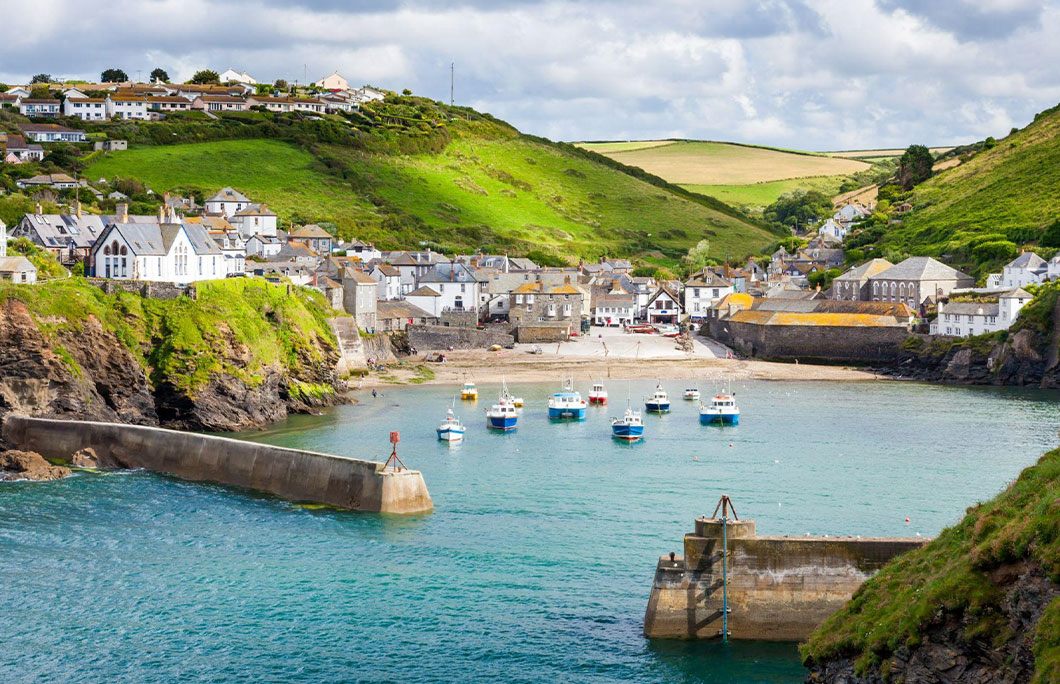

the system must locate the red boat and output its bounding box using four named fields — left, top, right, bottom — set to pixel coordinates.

left=588, top=382, right=608, bottom=405
left=626, top=324, right=654, bottom=334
